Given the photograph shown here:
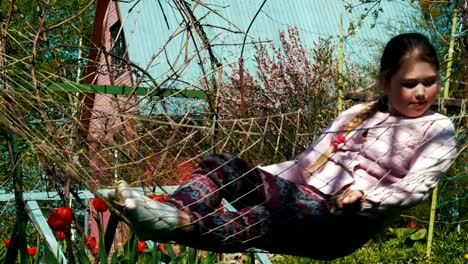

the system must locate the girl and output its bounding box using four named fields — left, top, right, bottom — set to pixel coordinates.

left=108, top=33, right=457, bottom=260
